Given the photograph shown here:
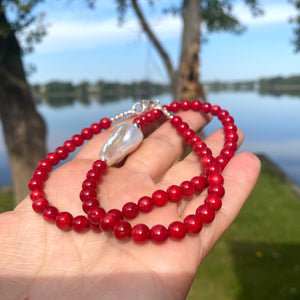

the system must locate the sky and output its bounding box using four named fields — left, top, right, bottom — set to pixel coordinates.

left=20, top=0, right=300, bottom=84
